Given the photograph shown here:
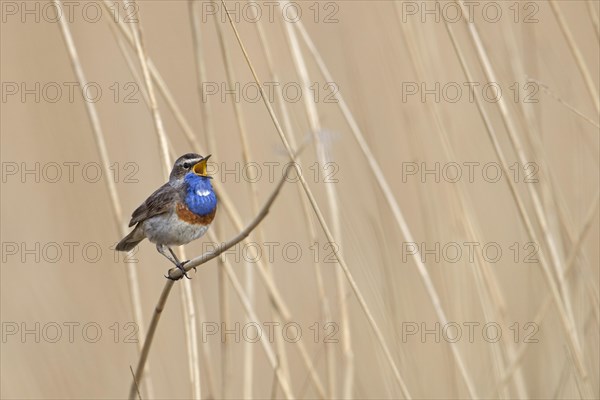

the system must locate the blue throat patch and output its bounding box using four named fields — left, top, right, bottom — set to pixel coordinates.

left=183, top=173, right=217, bottom=216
